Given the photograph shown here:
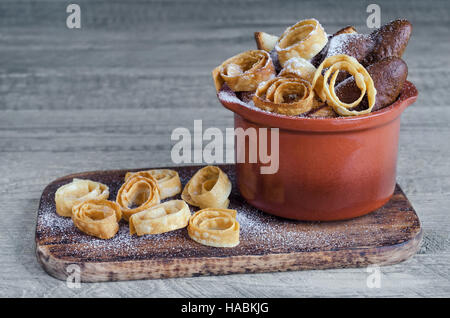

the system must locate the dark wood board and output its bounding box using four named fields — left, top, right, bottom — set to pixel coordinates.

left=35, top=164, right=422, bottom=282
